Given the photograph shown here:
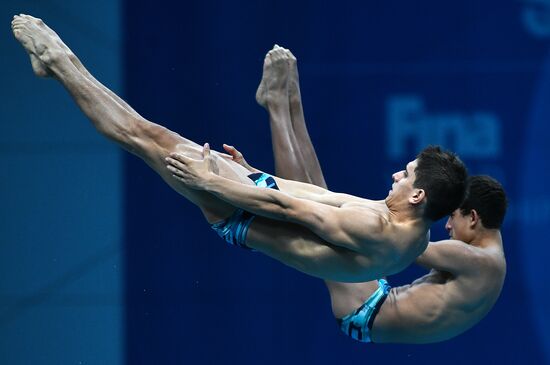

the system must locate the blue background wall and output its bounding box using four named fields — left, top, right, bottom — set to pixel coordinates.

left=124, top=1, right=549, bottom=364
left=3, top=1, right=550, bottom=364
left=1, top=1, right=123, bottom=364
